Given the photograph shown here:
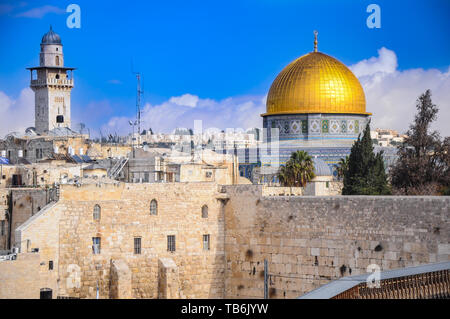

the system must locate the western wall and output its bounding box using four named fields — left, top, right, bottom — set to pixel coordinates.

left=223, top=185, right=449, bottom=298
left=4, top=182, right=449, bottom=299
